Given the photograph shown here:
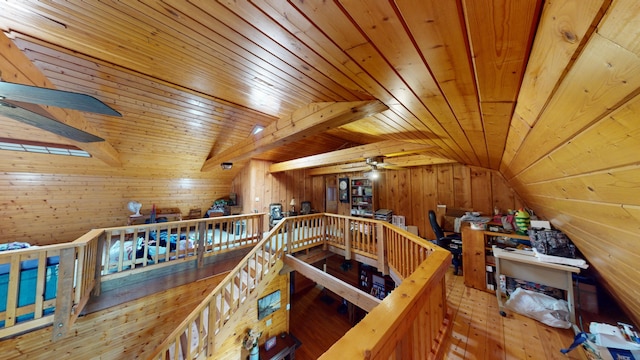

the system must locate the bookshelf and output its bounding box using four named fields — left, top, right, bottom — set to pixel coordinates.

left=350, top=178, right=375, bottom=218
left=461, top=225, right=531, bottom=292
